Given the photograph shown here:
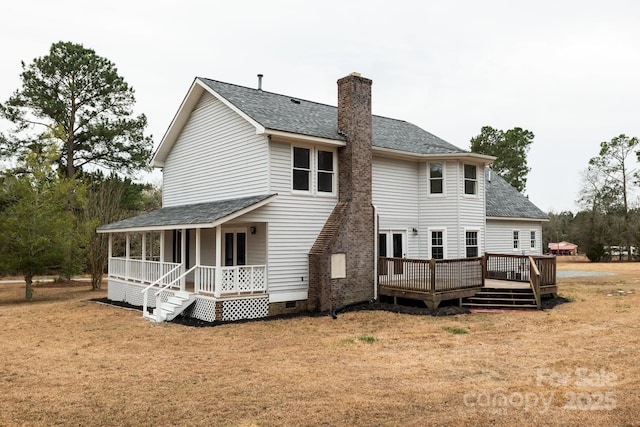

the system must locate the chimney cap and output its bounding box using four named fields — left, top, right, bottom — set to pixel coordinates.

left=349, top=72, right=362, bottom=77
